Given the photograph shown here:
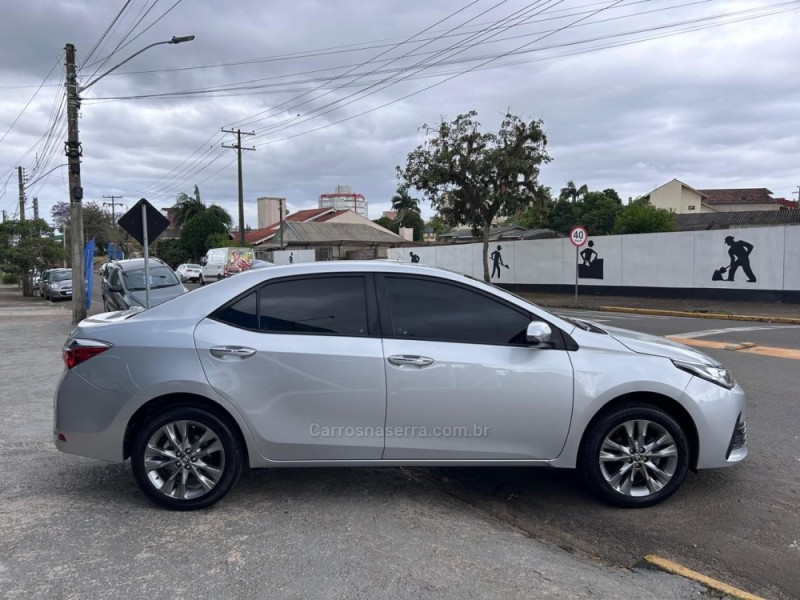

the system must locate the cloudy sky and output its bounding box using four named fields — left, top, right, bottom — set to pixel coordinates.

left=1, top=0, right=798, bottom=230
